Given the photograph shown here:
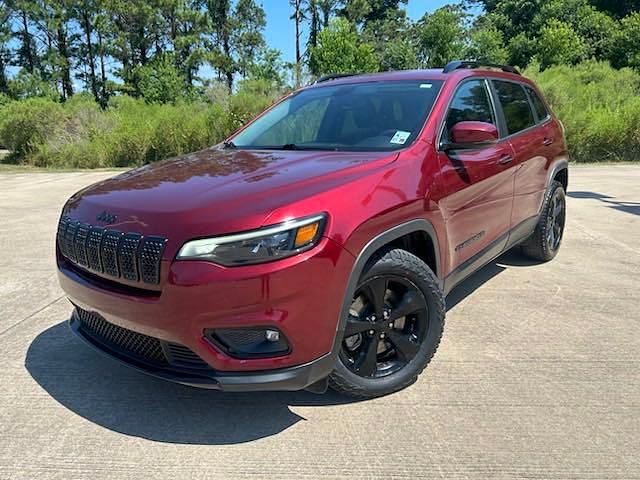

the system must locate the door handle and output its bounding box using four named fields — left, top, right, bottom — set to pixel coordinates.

left=498, top=155, right=513, bottom=166
left=543, top=137, right=554, bottom=146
